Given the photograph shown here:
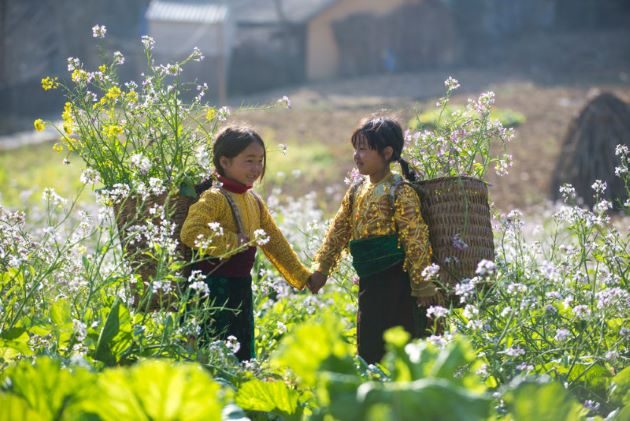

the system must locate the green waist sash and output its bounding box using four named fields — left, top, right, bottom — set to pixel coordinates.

left=349, top=234, right=405, bottom=278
